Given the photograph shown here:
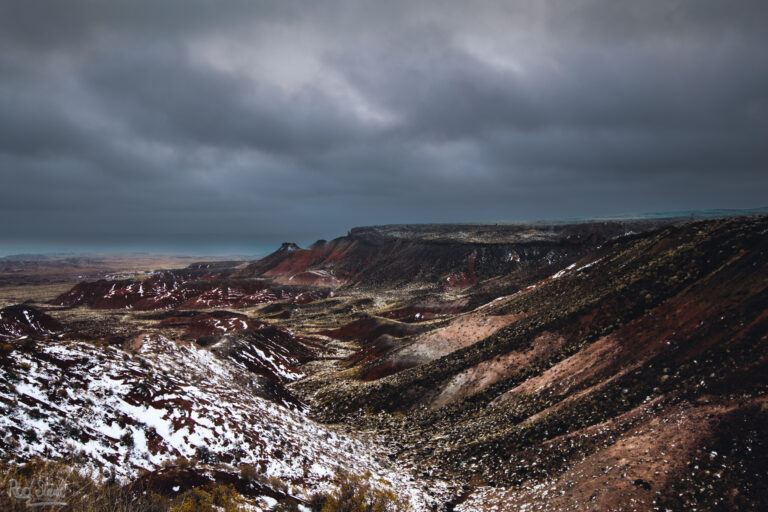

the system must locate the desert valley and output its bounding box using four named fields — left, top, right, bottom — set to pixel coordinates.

left=1, top=212, right=766, bottom=511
